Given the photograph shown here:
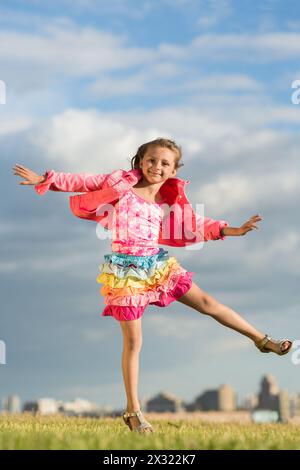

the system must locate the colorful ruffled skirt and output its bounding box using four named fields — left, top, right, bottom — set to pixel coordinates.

left=96, top=248, right=194, bottom=321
